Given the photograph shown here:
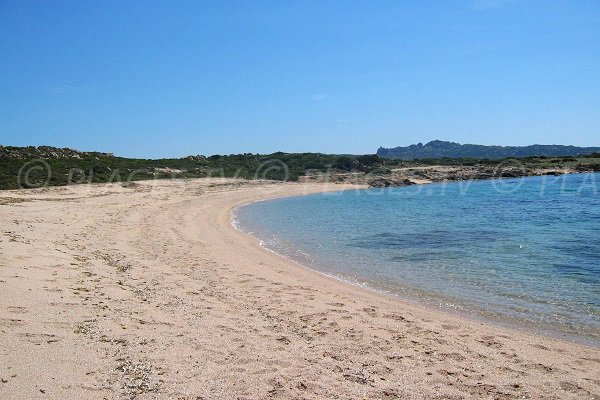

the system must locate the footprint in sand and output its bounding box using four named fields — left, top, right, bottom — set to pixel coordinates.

left=6, top=306, right=28, bottom=314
